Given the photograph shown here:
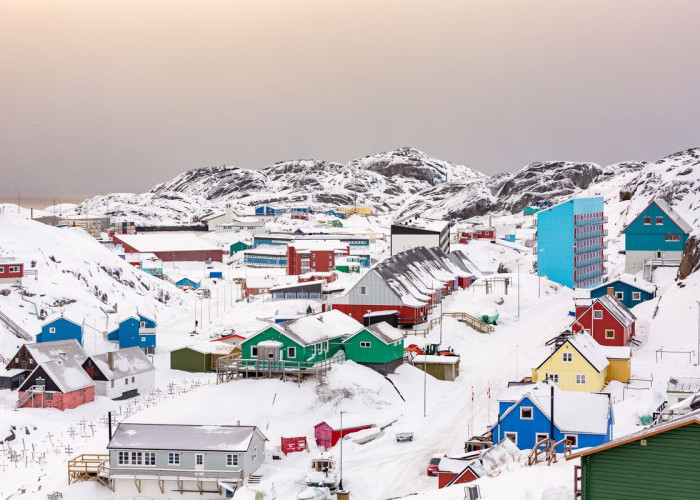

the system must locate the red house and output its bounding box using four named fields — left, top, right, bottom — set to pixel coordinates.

left=17, top=358, right=95, bottom=411
left=458, top=226, right=495, bottom=244
left=281, top=435, right=308, bottom=455
left=0, top=260, right=24, bottom=285
left=314, top=419, right=374, bottom=450
left=286, top=241, right=349, bottom=275
left=571, top=295, right=636, bottom=346
left=438, top=457, right=484, bottom=488
left=113, top=234, right=223, bottom=263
